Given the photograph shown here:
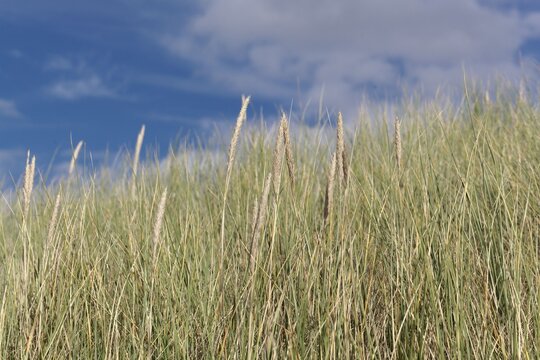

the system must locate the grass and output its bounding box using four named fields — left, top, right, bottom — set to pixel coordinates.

left=0, top=89, right=539, bottom=358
